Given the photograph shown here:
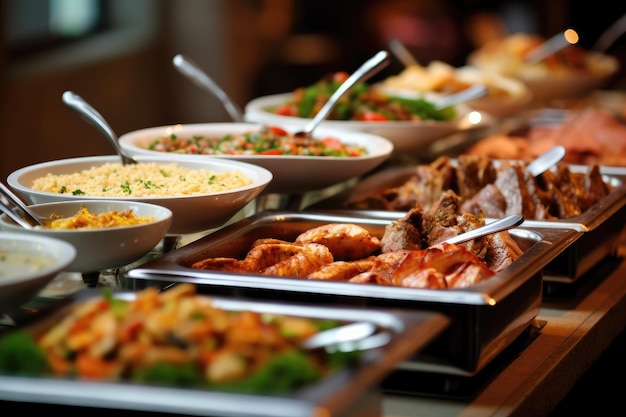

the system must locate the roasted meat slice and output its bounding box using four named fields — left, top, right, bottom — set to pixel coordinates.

left=460, top=184, right=507, bottom=219
left=380, top=207, right=424, bottom=253
left=484, top=232, right=524, bottom=272
left=295, top=223, right=381, bottom=260
left=456, top=154, right=498, bottom=200
left=392, top=243, right=495, bottom=289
